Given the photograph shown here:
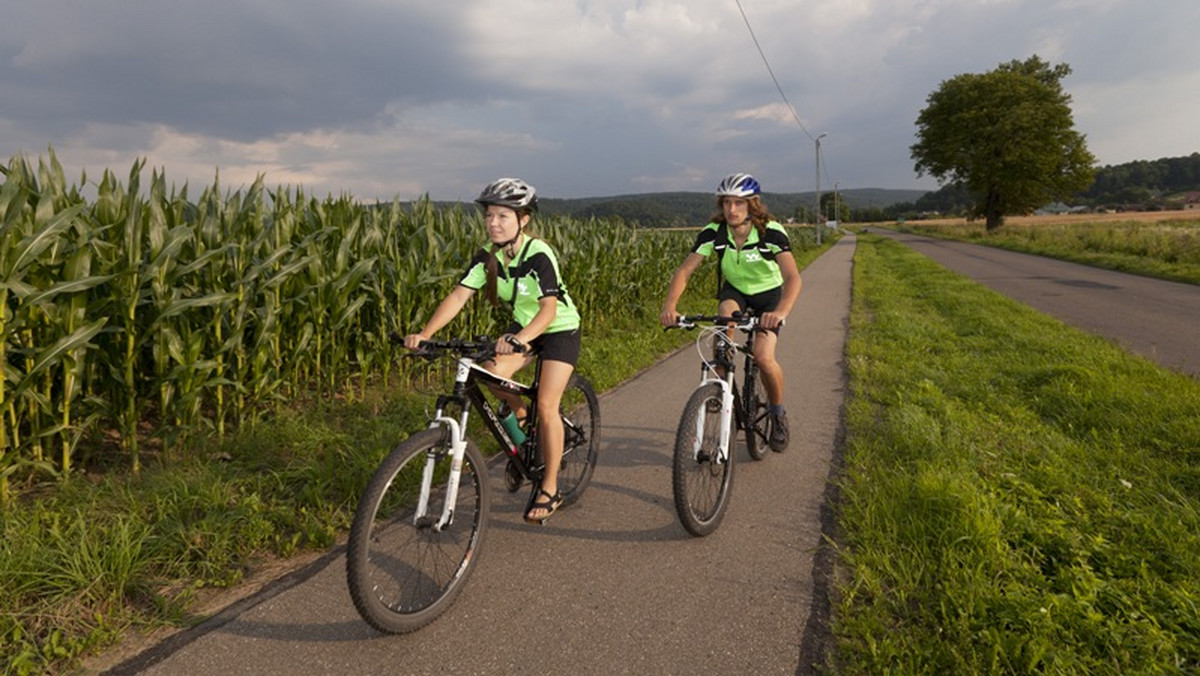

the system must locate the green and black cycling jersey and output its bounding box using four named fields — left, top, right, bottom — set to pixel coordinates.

left=459, top=237, right=581, bottom=333
left=690, top=220, right=792, bottom=295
